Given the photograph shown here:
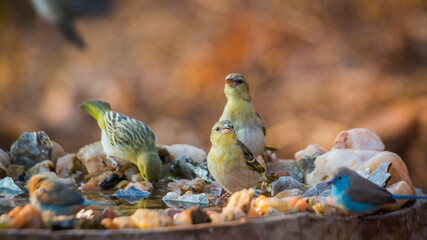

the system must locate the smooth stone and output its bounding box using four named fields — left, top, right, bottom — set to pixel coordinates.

left=0, top=177, right=23, bottom=199
left=271, top=176, right=306, bottom=196
left=10, top=131, right=54, bottom=169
